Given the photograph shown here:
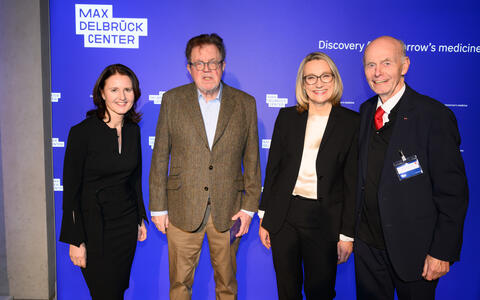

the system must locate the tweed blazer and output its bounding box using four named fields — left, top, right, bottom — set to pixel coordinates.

left=149, top=82, right=261, bottom=232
